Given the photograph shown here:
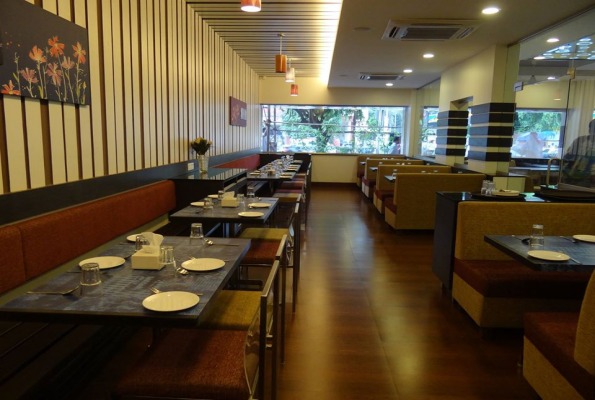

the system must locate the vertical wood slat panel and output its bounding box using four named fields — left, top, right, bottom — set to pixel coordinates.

left=160, top=0, right=168, bottom=164
left=43, top=0, right=67, bottom=185
left=153, top=0, right=163, bottom=166
left=129, top=0, right=142, bottom=170
left=181, top=1, right=188, bottom=161
left=146, top=0, right=156, bottom=167
left=4, top=97, right=28, bottom=191
left=74, top=0, right=93, bottom=180
left=101, top=0, right=117, bottom=174
left=86, top=0, right=104, bottom=177
left=167, top=0, right=175, bottom=163
left=177, top=1, right=184, bottom=161
left=197, top=15, right=203, bottom=141
left=121, top=0, right=135, bottom=171
left=110, top=0, right=125, bottom=172
left=172, top=0, right=179, bottom=163
left=139, top=0, right=150, bottom=168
